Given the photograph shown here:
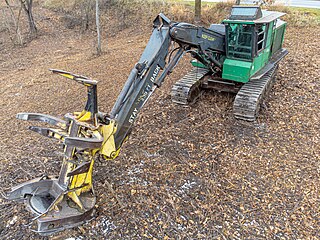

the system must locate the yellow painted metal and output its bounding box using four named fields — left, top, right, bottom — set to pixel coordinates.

left=62, top=113, right=122, bottom=209
left=49, top=130, right=65, bottom=141
left=58, top=72, right=76, bottom=80
left=67, top=155, right=95, bottom=210
left=51, top=108, right=122, bottom=210
left=100, top=120, right=120, bottom=159
left=76, top=111, right=92, bottom=122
